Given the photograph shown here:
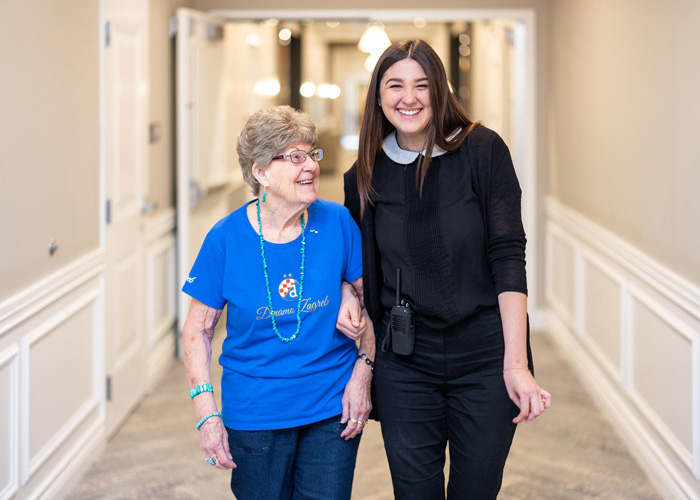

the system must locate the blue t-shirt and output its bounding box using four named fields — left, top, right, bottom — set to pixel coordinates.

left=182, top=199, right=362, bottom=430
